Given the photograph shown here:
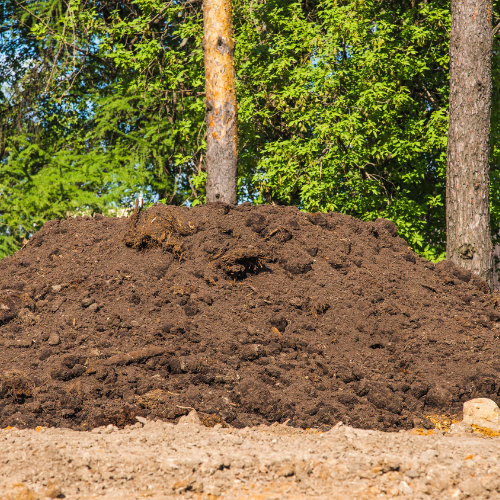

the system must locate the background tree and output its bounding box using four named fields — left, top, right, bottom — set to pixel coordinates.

left=243, top=0, right=451, bottom=260
left=203, top=0, right=238, bottom=204
left=0, top=0, right=206, bottom=257
left=446, top=0, right=493, bottom=282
